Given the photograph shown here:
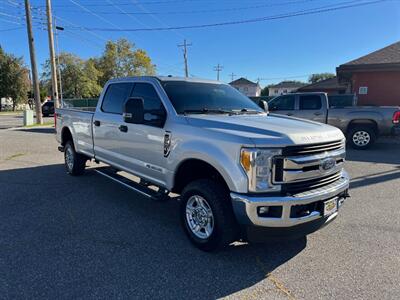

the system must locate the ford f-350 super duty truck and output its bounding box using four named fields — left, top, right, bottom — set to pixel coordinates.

left=56, top=77, right=350, bottom=251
